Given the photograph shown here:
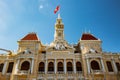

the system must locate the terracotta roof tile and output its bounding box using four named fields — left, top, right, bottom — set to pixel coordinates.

left=21, top=33, right=39, bottom=40
left=81, top=33, right=98, bottom=40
